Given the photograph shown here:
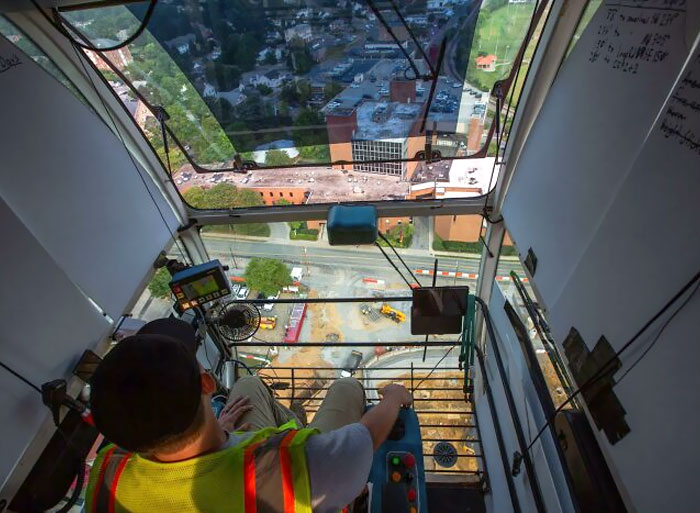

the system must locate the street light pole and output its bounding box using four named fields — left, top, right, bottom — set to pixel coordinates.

left=229, top=248, right=238, bottom=269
